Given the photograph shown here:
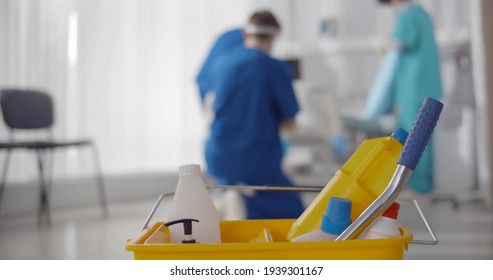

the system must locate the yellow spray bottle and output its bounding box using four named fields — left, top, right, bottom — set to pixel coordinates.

left=287, top=128, right=408, bottom=240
